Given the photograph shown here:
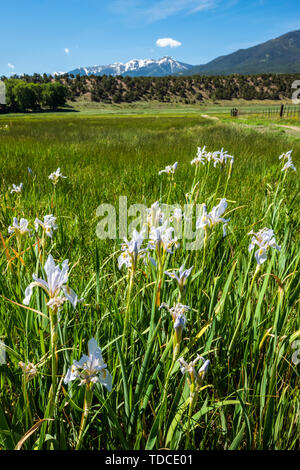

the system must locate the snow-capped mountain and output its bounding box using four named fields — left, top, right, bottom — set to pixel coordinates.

left=66, top=57, right=193, bottom=77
